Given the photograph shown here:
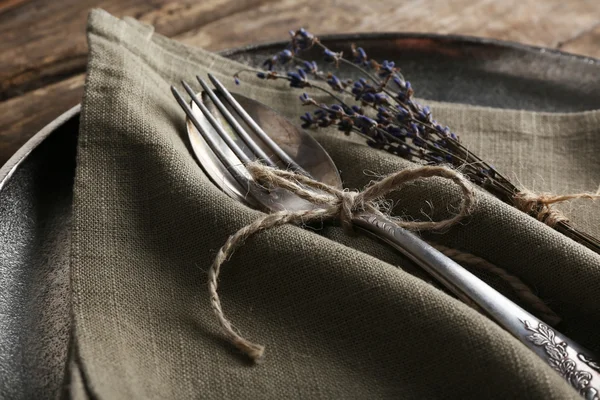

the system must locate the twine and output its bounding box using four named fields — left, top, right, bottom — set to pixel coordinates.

left=430, top=243, right=560, bottom=326
left=513, top=190, right=600, bottom=227
left=207, top=162, right=550, bottom=362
